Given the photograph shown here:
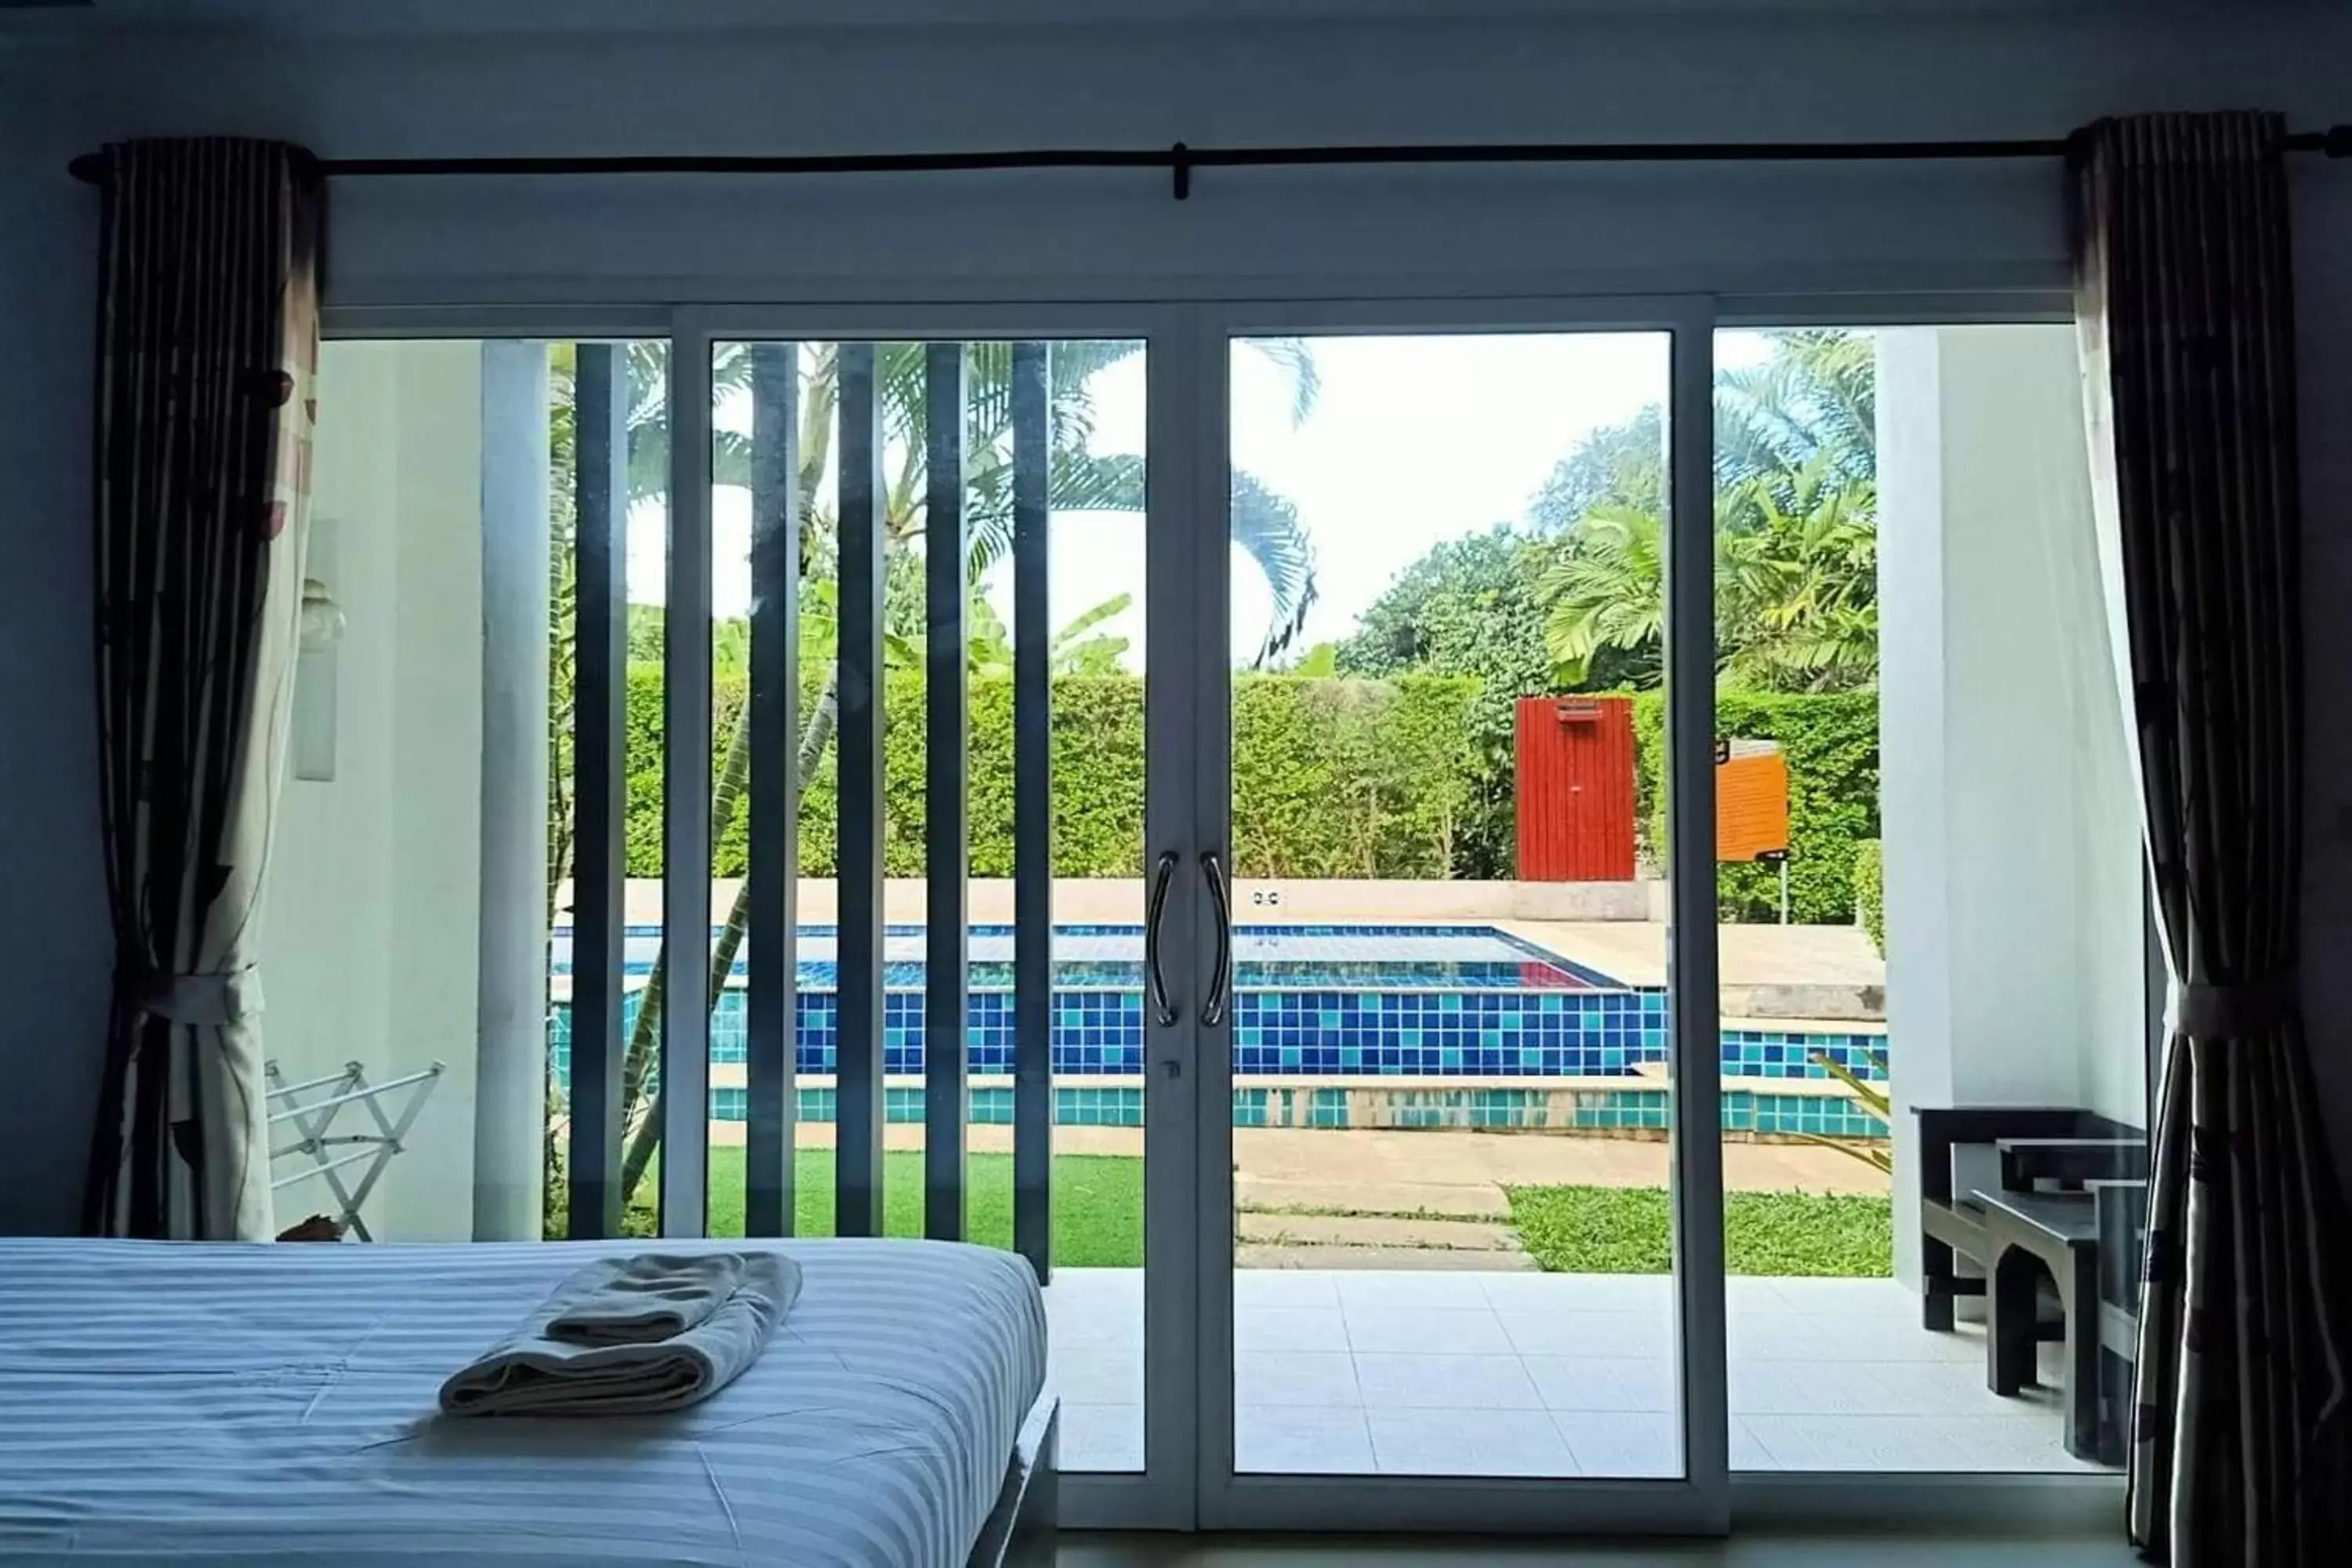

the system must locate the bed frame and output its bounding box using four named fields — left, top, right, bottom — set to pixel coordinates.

left=968, top=1391, right=1059, bottom=1568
